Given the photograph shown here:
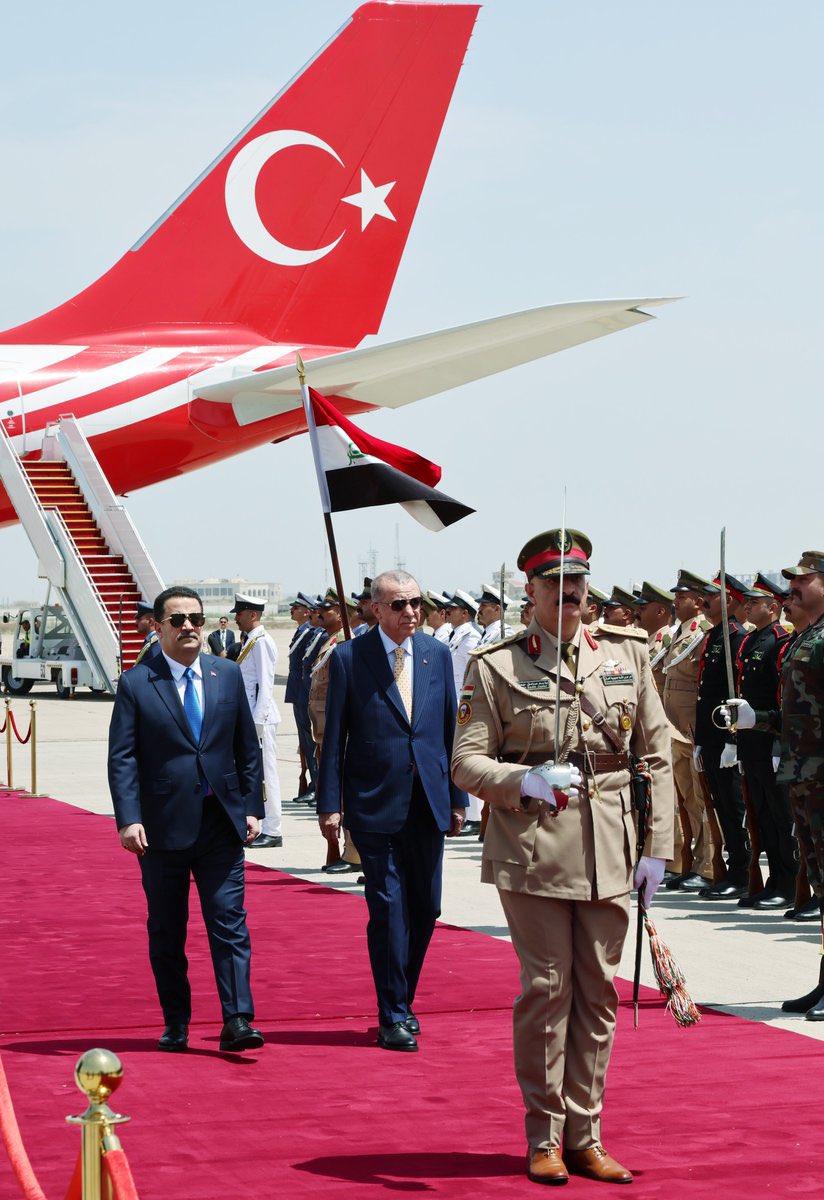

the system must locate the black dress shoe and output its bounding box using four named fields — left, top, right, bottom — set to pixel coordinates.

left=460, top=821, right=481, bottom=836
left=219, top=1016, right=264, bottom=1052
left=249, top=834, right=282, bottom=848
left=788, top=898, right=822, bottom=921
left=674, top=872, right=711, bottom=892
left=325, top=859, right=360, bottom=874
left=737, top=890, right=765, bottom=908
left=404, top=1009, right=421, bottom=1035
left=753, top=892, right=794, bottom=910
left=295, top=790, right=315, bottom=803
left=158, top=1023, right=188, bottom=1052
left=377, top=1022, right=418, bottom=1052
left=357, top=875, right=366, bottom=885
left=662, top=871, right=681, bottom=885
left=700, top=881, right=747, bottom=899
left=805, top=993, right=824, bottom=1021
